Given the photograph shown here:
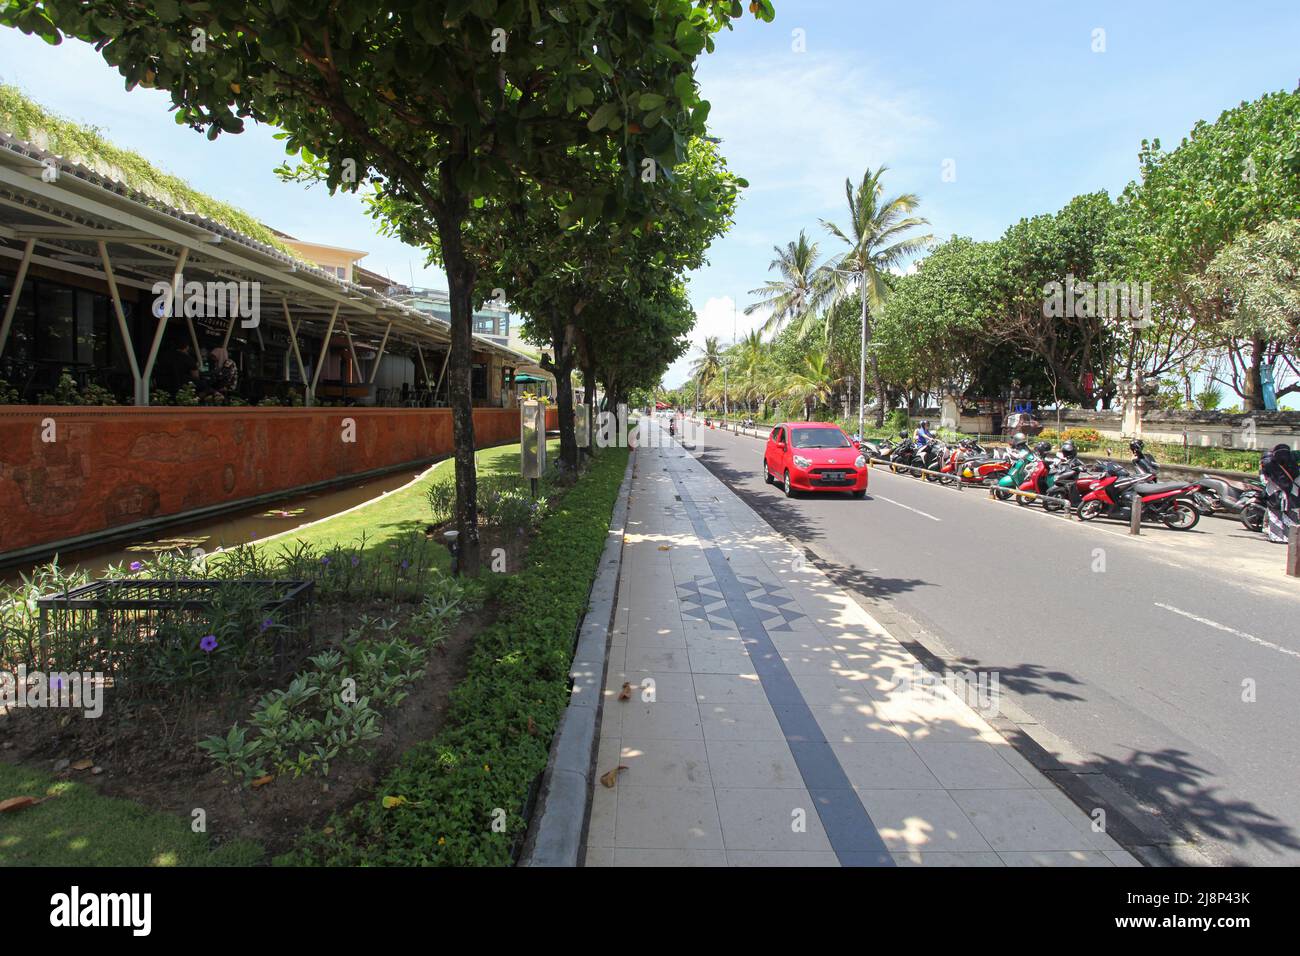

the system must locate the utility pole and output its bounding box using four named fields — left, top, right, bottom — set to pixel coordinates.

left=724, top=297, right=736, bottom=421
left=858, top=274, right=867, bottom=439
